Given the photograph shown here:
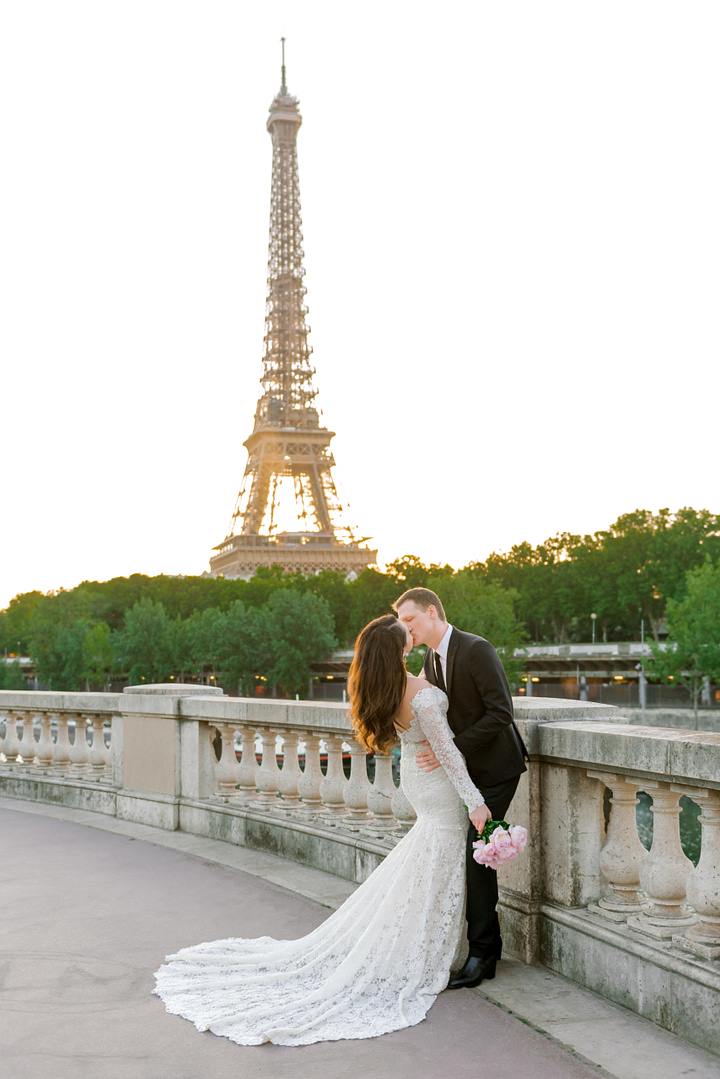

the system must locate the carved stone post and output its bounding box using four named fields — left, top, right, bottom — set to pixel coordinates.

left=297, top=733, right=323, bottom=811
left=587, top=771, right=649, bottom=921
left=69, top=714, right=90, bottom=773
left=20, top=713, right=37, bottom=765
left=627, top=781, right=696, bottom=938
left=319, top=735, right=348, bottom=816
left=34, top=713, right=54, bottom=770
left=101, top=720, right=113, bottom=775
left=344, top=739, right=373, bottom=819
left=255, top=728, right=281, bottom=807
left=276, top=731, right=302, bottom=809
left=672, top=786, right=720, bottom=959
left=214, top=723, right=241, bottom=798
left=89, top=716, right=108, bottom=776
left=237, top=725, right=259, bottom=803
left=367, top=751, right=397, bottom=829
left=53, top=714, right=72, bottom=771
left=2, top=712, right=21, bottom=762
